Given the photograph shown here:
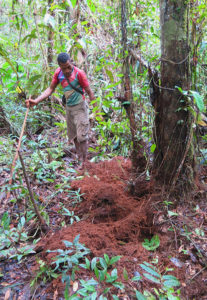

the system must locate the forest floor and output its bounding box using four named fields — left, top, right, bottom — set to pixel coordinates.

left=0, top=129, right=207, bottom=300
